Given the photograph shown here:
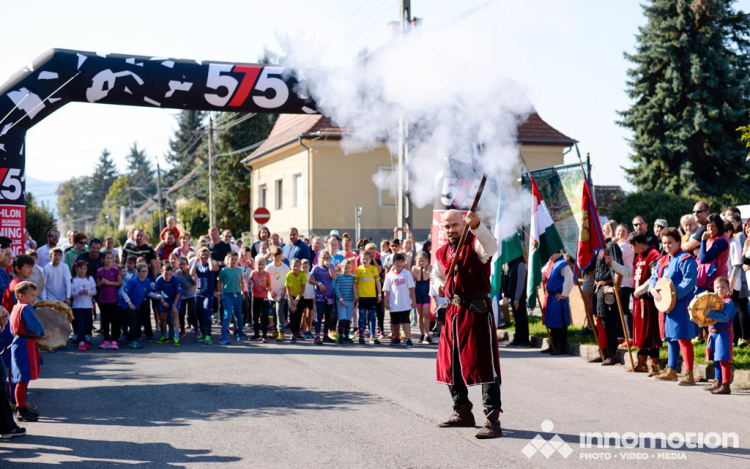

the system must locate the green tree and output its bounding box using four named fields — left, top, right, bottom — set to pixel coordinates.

left=88, top=148, right=119, bottom=208
left=56, top=176, right=92, bottom=230
left=165, top=110, right=206, bottom=186
left=126, top=141, right=155, bottom=204
left=98, top=175, right=132, bottom=227
left=215, top=112, right=277, bottom=233
left=177, top=198, right=209, bottom=238
left=26, top=192, right=56, bottom=243
left=619, top=0, right=750, bottom=202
